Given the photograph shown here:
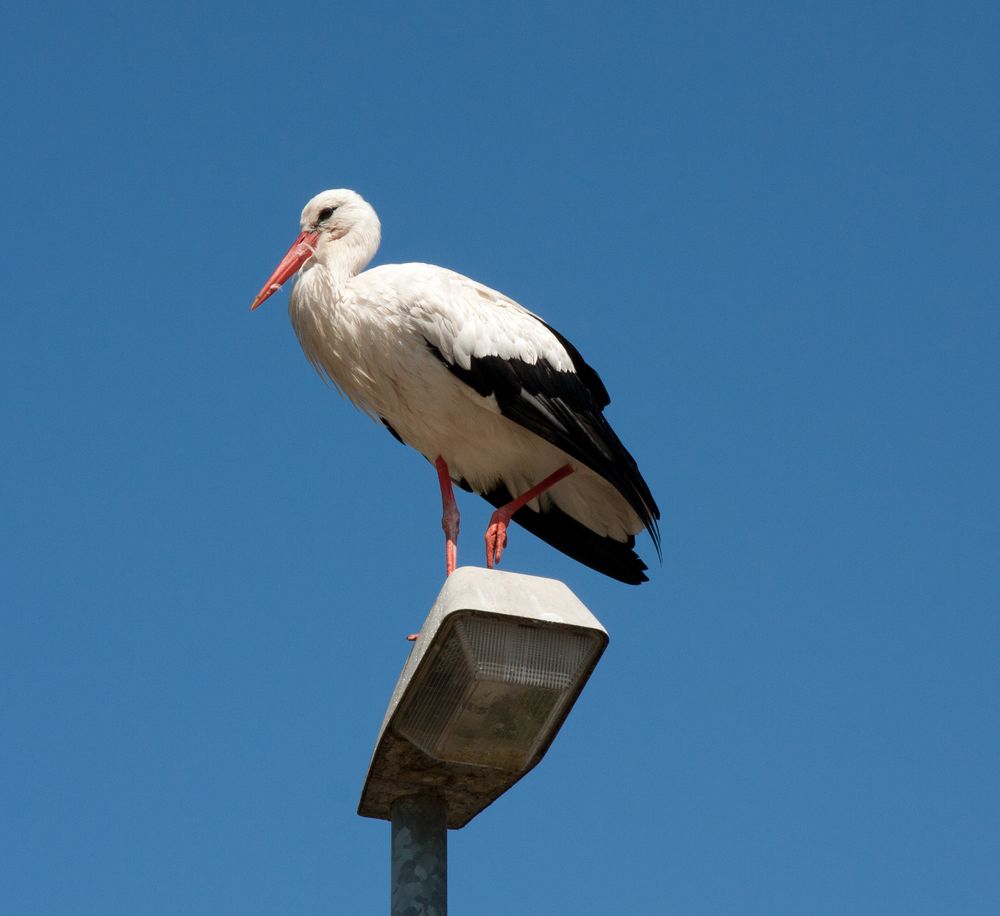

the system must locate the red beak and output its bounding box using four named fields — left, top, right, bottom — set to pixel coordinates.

left=249, top=230, right=320, bottom=310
